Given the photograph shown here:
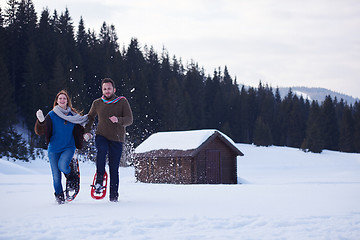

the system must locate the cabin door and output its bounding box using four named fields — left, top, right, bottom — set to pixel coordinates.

left=206, top=150, right=221, bottom=184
